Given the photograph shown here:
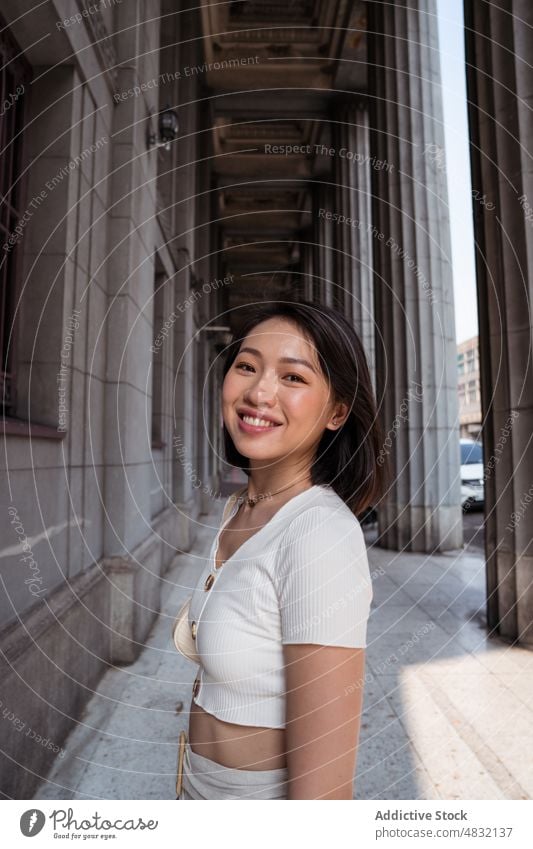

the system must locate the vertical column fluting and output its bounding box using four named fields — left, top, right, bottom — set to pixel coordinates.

left=368, top=0, right=462, bottom=551
left=313, top=184, right=335, bottom=306
left=347, top=105, right=376, bottom=381
left=465, top=0, right=533, bottom=646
